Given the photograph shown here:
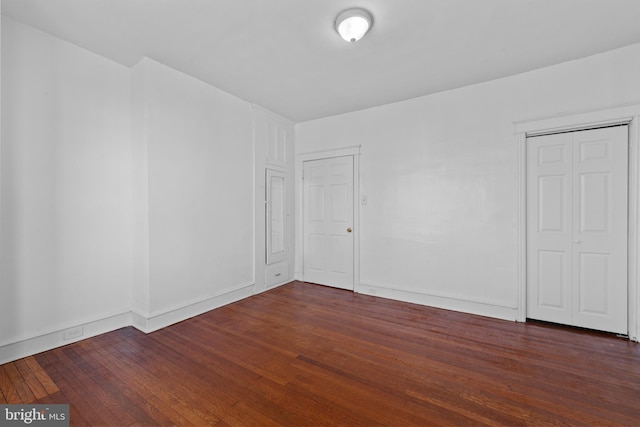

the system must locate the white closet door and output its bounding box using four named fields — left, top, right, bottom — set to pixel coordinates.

left=303, top=156, right=354, bottom=290
left=527, top=126, right=628, bottom=334
left=527, top=133, right=574, bottom=326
